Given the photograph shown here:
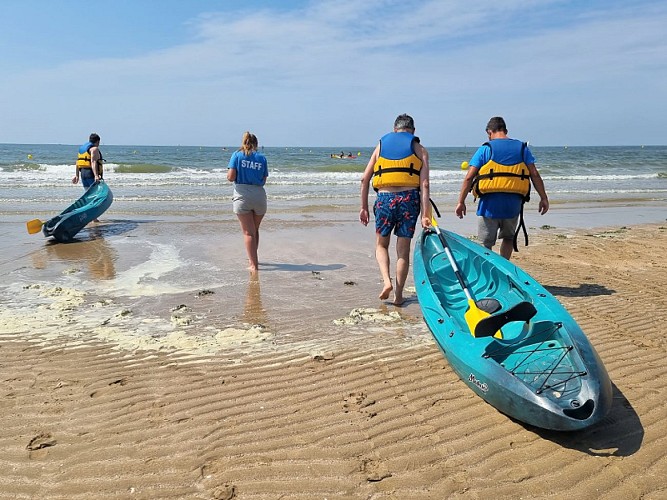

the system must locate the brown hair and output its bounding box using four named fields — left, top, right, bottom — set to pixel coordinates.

left=240, top=131, right=258, bottom=155
left=486, top=117, right=507, bottom=134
